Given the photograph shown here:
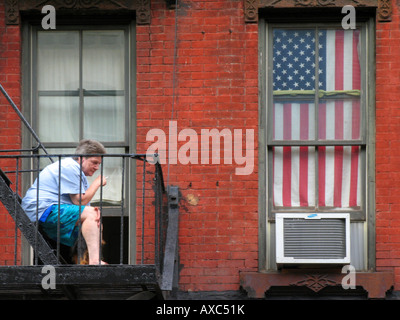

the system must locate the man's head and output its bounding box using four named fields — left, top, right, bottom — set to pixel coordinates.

left=74, top=139, right=106, bottom=176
